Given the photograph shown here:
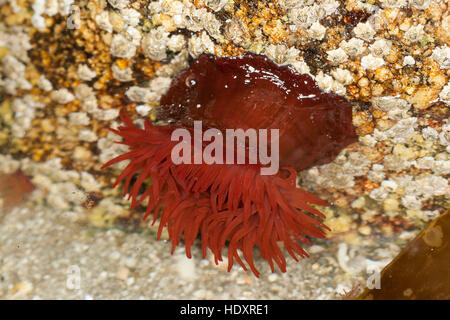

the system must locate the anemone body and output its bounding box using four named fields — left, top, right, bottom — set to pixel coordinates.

left=160, top=53, right=357, bottom=171
left=103, top=53, right=357, bottom=276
